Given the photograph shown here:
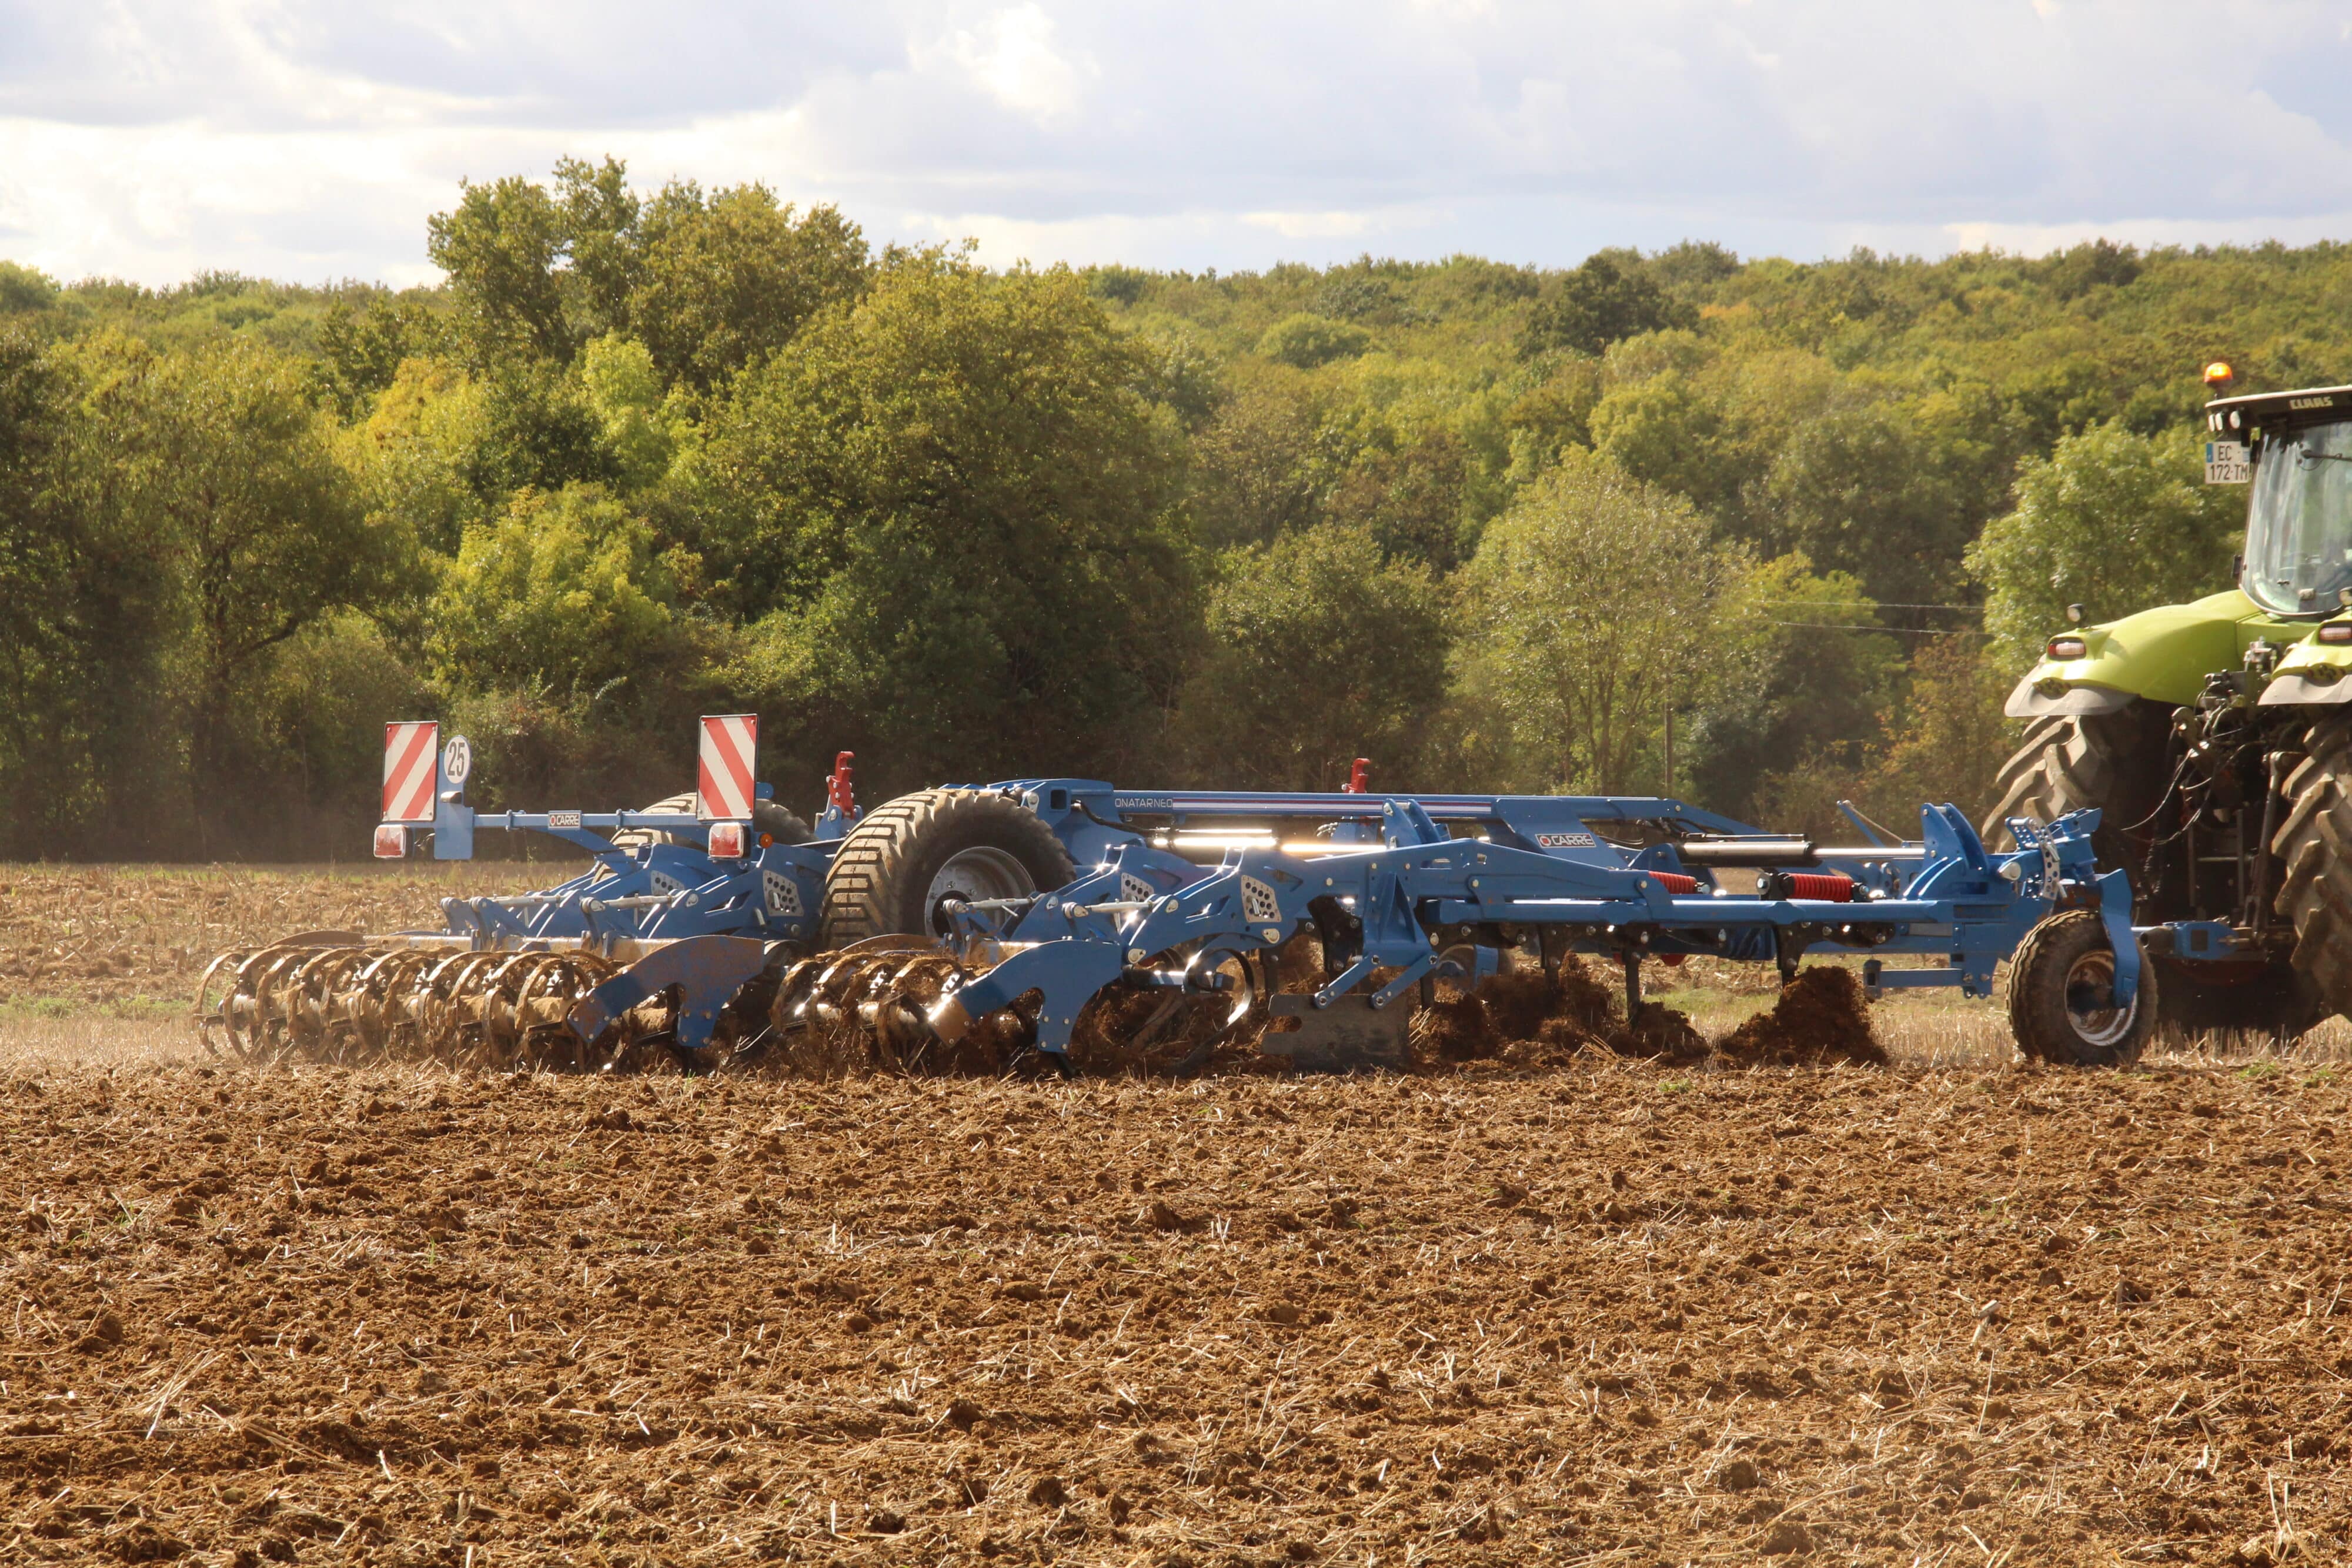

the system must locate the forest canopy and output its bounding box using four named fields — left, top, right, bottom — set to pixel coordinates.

left=0, top=163, right=2340, bottom=858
